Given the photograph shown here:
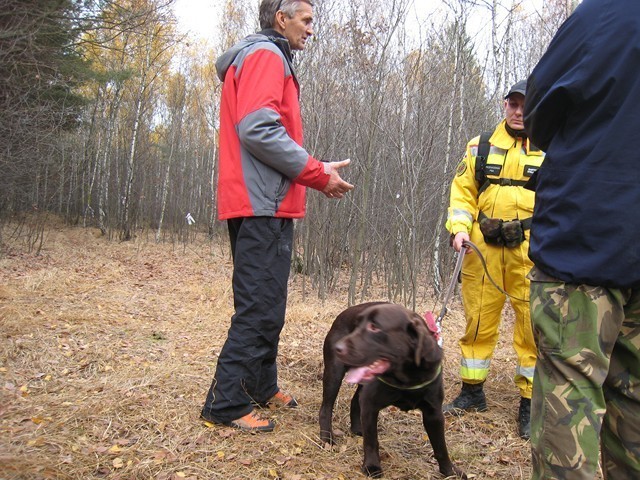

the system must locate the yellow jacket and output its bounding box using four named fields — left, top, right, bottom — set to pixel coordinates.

left=446, top=120, right=545, bottom=235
